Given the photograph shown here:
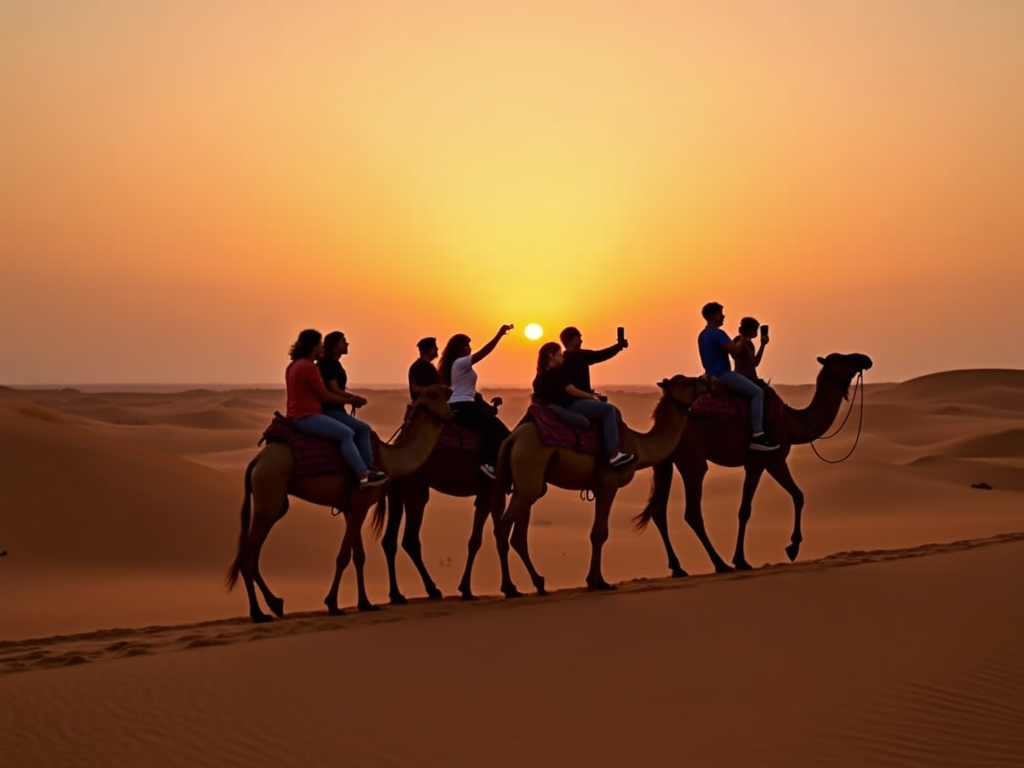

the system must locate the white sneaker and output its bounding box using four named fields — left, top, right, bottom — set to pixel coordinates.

left=480, top=464, right=496, bottom=480
left=608, top=452, right=636, bottom=468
